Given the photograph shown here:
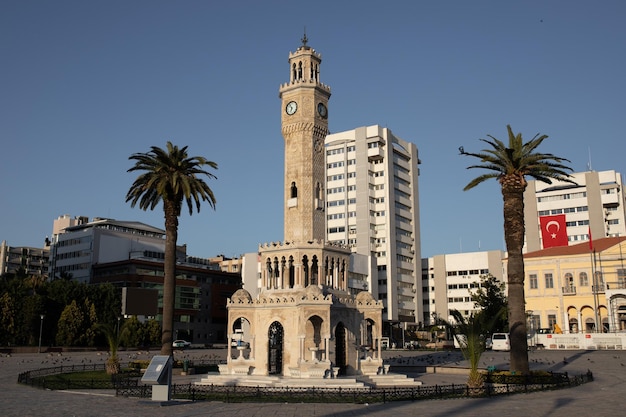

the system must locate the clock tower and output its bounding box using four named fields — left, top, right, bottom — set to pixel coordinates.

left=213, top=37, right=384, bottom=381
left=279, top=33, right=330, bottom=243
